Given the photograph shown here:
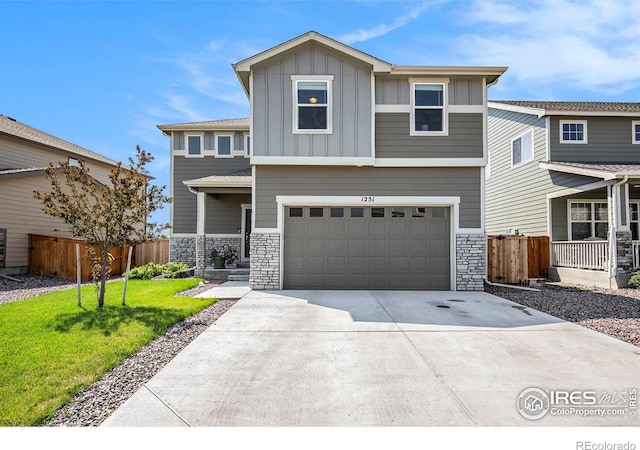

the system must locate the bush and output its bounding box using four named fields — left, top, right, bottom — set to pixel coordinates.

left=129, top=262, right=164, bottom=280
left=128, top=262, right=189, bottom=280
left=163, top=262, right=189, bottom=279
left=628, top=271, right=640, bottom=289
